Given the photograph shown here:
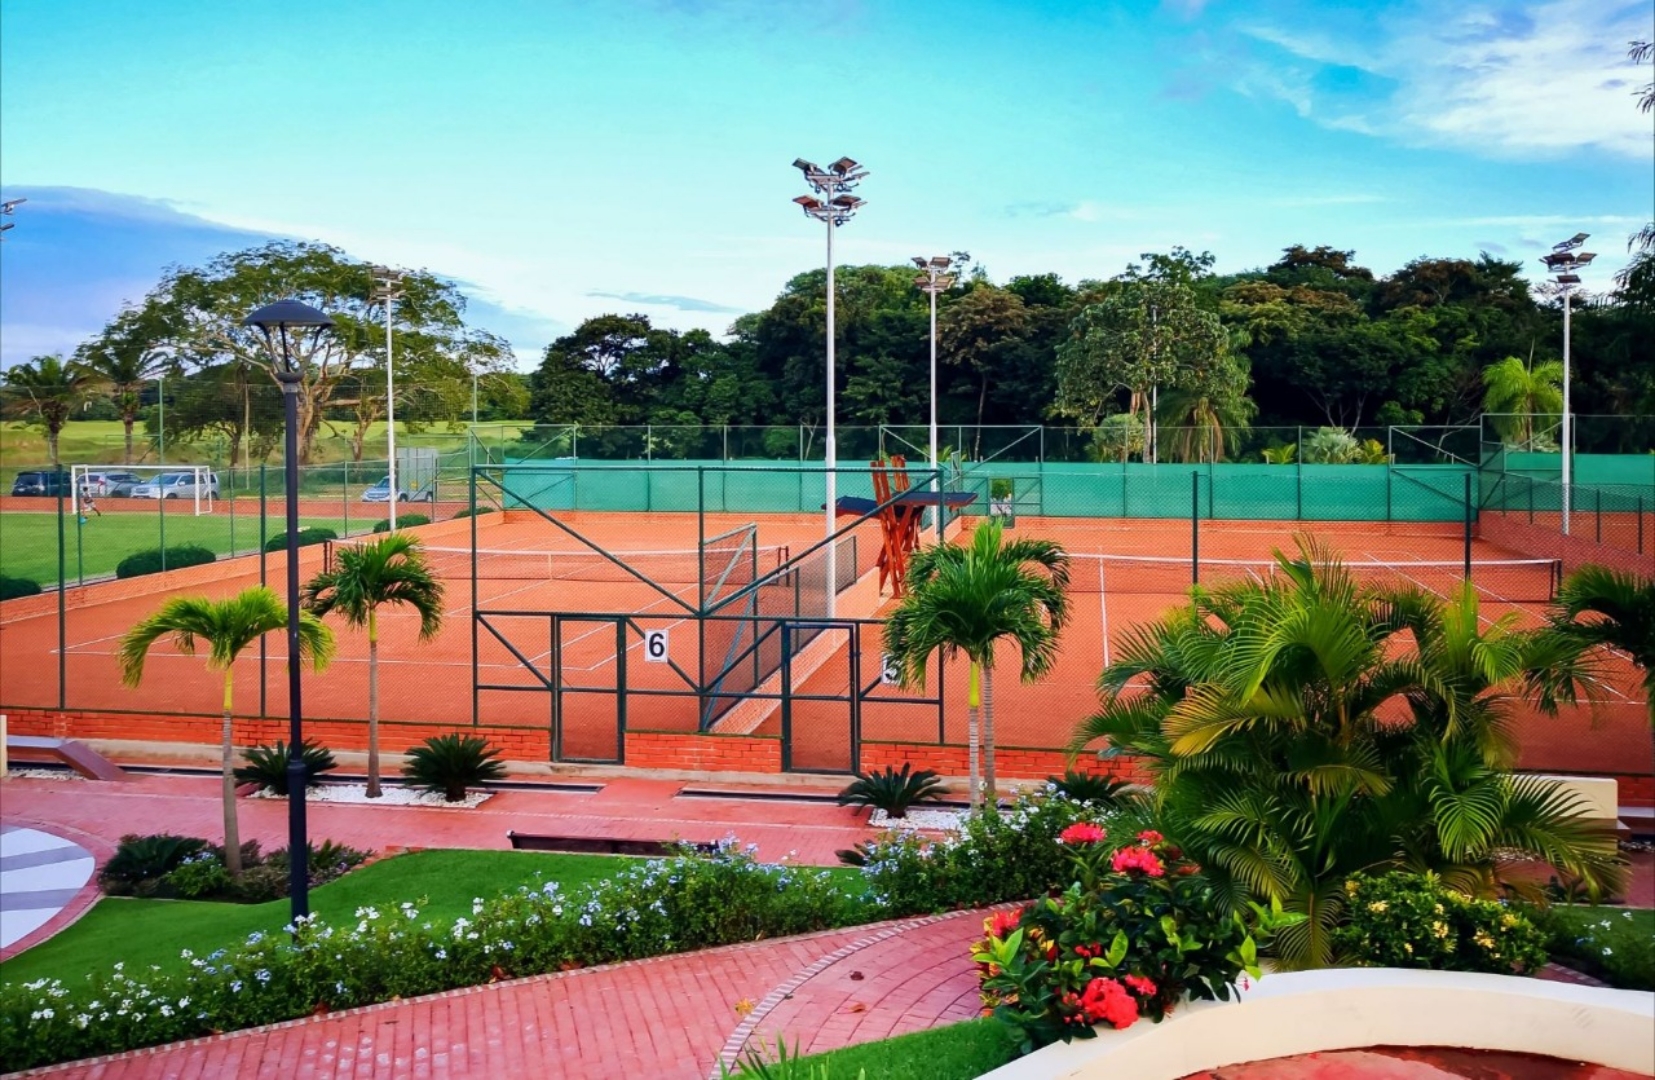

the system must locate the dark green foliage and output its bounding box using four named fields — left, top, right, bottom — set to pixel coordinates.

left=98, top=834, right=209, bottom=894
left=451, top=507, right=495, bottom=519
left=113, top=544, right=217, bottom=579
left=1047, top=771, right=1131, bottom=806
left=0, top=575, right=42, bottom=600
left=371, top=514, right=430, bottom=533
left=402, top=734, right=507, bottom=801
left=234, top=740, right=338, bottom=795
left=837, top=763, right=946, bottom=819
left=264, top=527, right=336, bottom=553
left=1530, top=905, right=1655, bottom=991
left=1333, top=872, right=1548, bottom=974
